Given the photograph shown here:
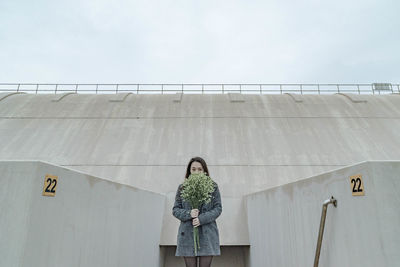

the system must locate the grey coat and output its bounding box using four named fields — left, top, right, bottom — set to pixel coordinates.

left=172, top=181, right=222, bottom=256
